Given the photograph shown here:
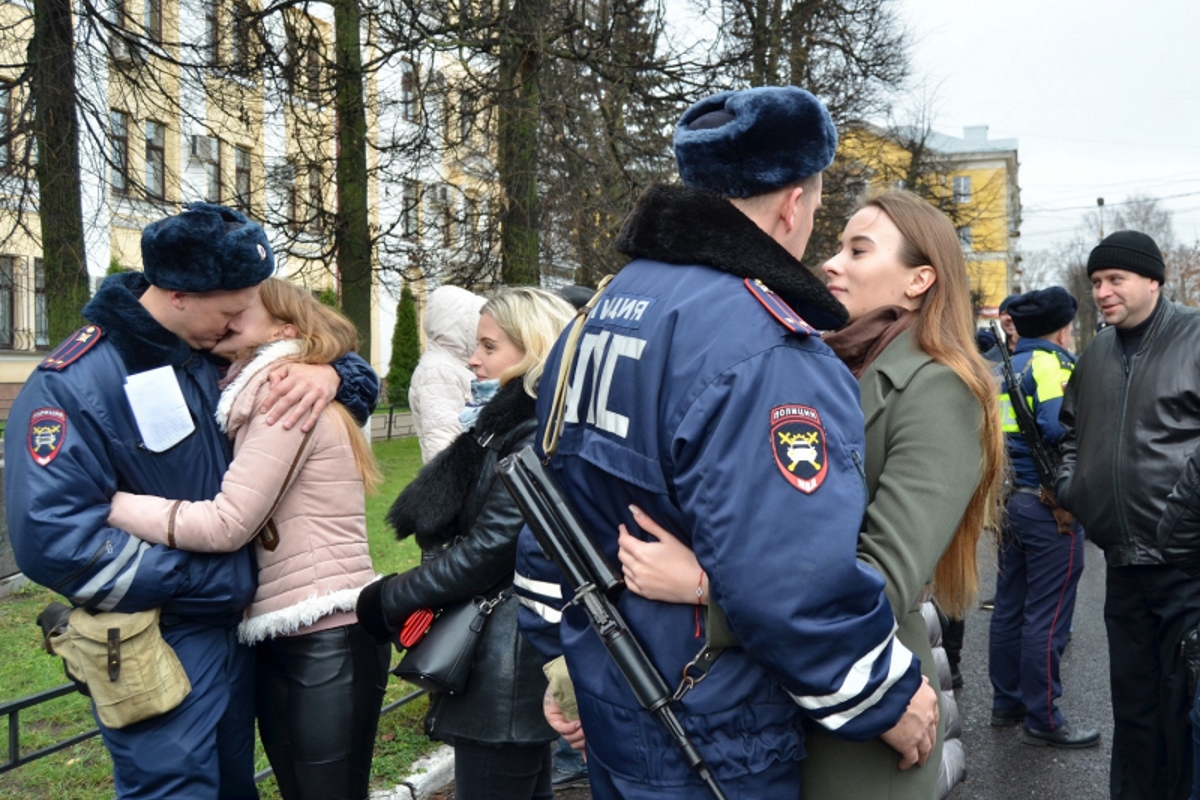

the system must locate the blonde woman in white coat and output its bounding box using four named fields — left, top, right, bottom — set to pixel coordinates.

left=410, top=285, right=487, bottom=462
left=107, top=278, right=389, bottom=800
